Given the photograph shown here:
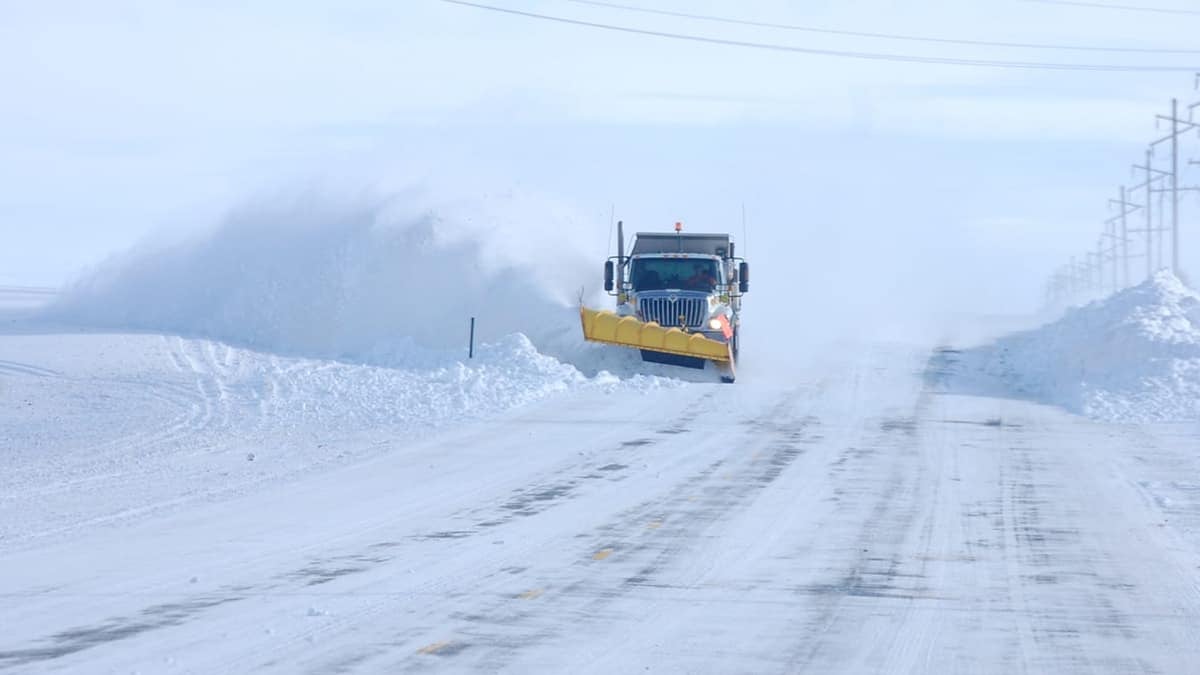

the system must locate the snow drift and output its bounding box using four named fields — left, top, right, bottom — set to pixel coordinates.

left=938, top=271, right=1200, bottom=422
